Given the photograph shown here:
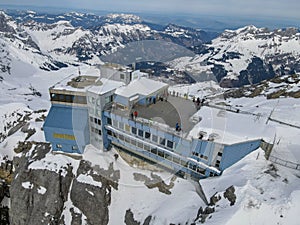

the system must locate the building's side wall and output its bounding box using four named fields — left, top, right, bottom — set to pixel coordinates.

left=100, top=66, right=131, bottom=84
left=189, top=139, right=224, bottom=170
left=87, top=89, right=115, bottom=151
left=43, top=105, right=90, bottom=154
left=220, top=139, right=262, bottom=170
left=114, top=95, right=129, bottom=107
